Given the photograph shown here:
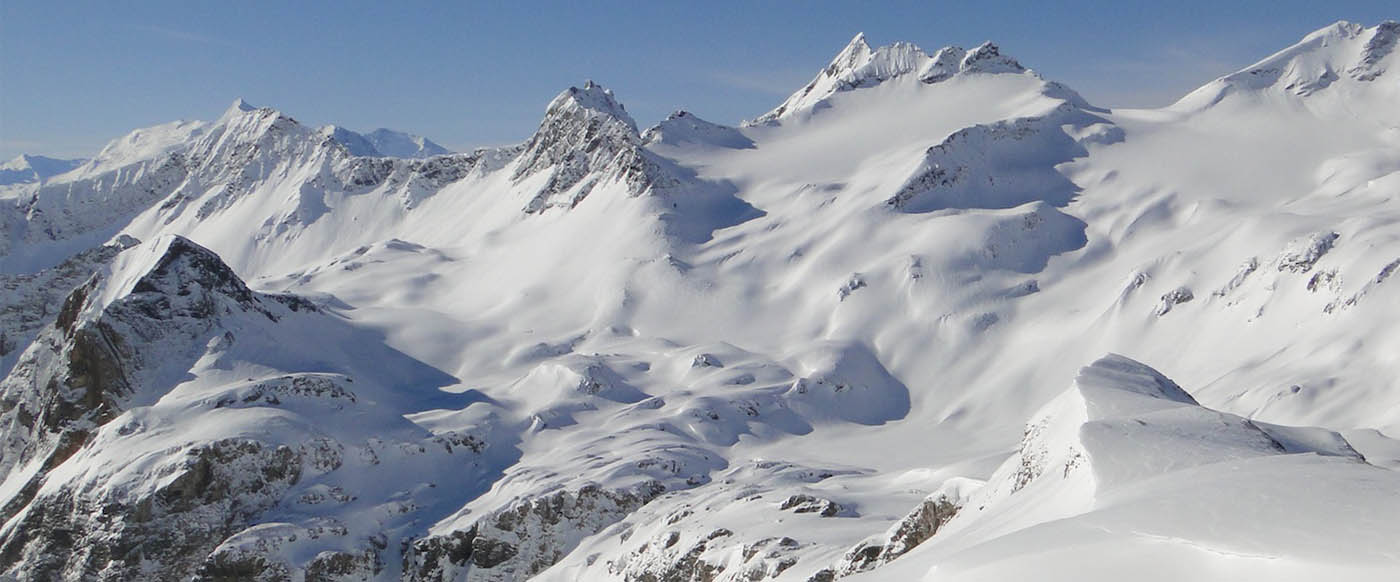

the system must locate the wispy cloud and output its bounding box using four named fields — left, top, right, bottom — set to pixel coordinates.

left=129, top=23, right=237, bottom=47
